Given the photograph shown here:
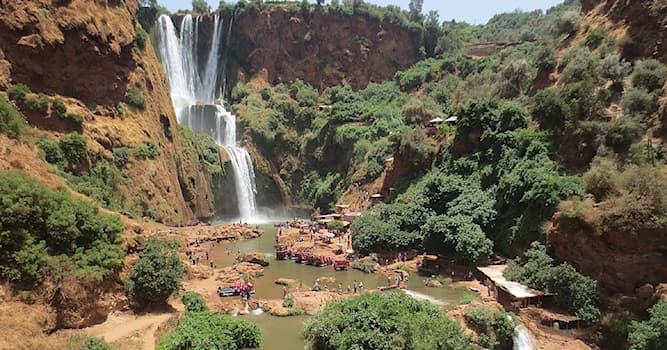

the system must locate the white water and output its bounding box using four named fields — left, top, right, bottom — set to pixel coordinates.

left=402, top=289, right=448, bottom=306
left=513, top=324, right=536, bottom=350
left=157, top=14, right=258, bottom=220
